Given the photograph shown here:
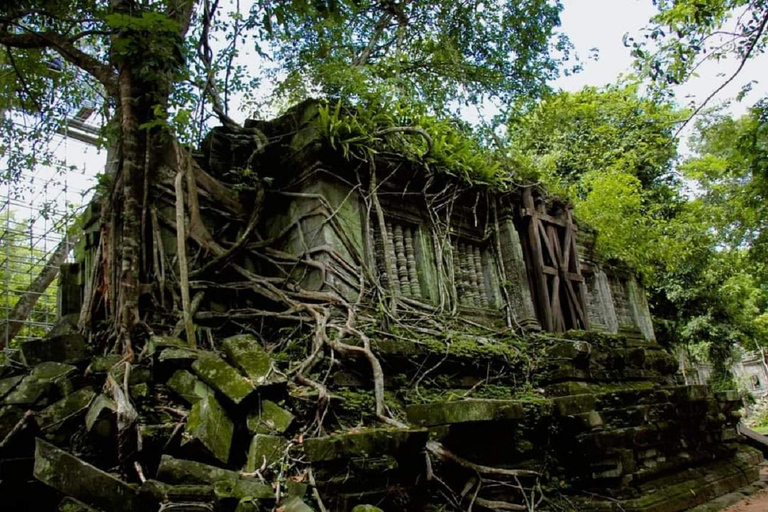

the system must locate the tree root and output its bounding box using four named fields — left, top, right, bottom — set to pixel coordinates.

left=426, top=441, right=540, bottom=479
